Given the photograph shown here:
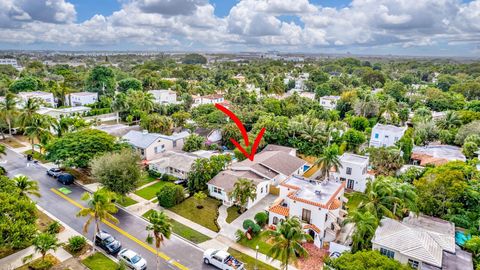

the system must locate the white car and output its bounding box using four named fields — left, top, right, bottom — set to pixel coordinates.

left=118, top=249, right=147, bottom=270
left=203, top=249, right=244, bottom=270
